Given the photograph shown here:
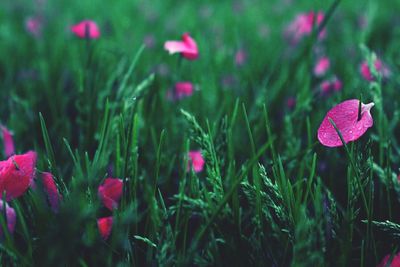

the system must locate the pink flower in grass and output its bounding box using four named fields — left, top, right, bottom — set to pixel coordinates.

left=0, top=200, right=16, bottom=236
left=25, top=16, right=42, bottom=37
left=164, top=33, right=199, bottom=60
left=97, top=216, right=113, bottom=240
left=1, top=126, right=15, bottom=158
left=314, top=57, right=330, bottom=77
left=318, top=99, right=374, bottom=147
left=0, top=151, right=37, bottom=201
left=235, top=49, right=247, bottom=66
left=286, top=97, right=296, bottom=109
left=98, top=178, right=123, bottom=211
left=168, top=82, right=195, bottom=101
left=41, top=172, right=62, bottom=213
left=377, top=252, right=400, bottom=267
left=285, top=11, right=325, bottom=44
left=319, top=77, right=342, bottom=95
left=360, top=59, right=390, bottom=81
left=71, top=20, right=101, bottom=39
left=187, top=151, right=205, bottom=173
